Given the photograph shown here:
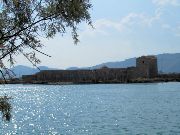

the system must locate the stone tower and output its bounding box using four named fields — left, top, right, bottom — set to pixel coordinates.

left=136, top=56, right=158, bottom=78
